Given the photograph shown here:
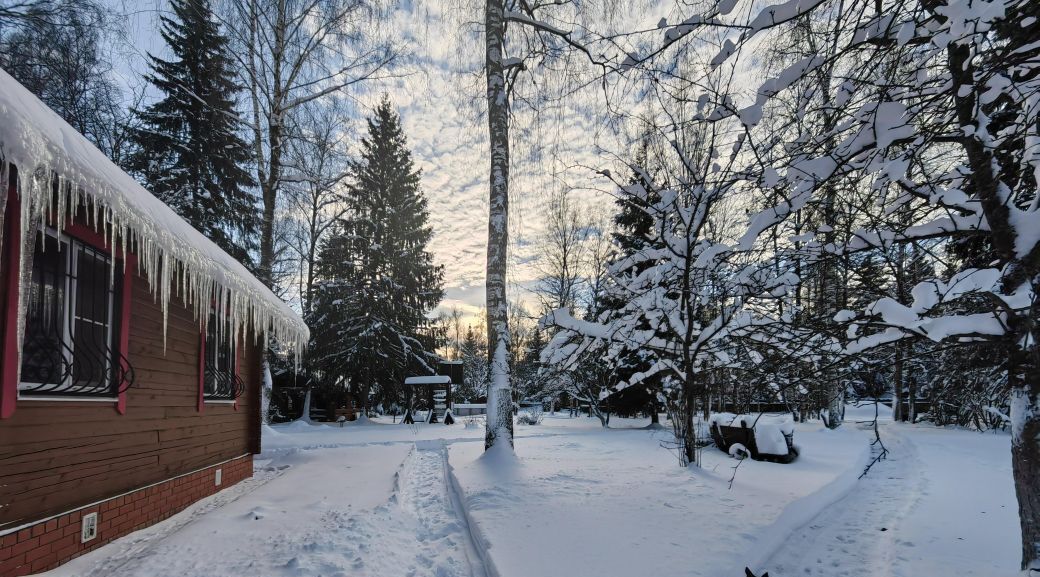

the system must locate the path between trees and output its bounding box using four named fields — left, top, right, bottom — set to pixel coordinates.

left=47, top=419, right=1015, bottom=577
left=762, top=421, right=1017, bottom=577
left=764, top=423, right=923, bottom=577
